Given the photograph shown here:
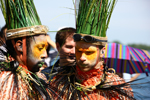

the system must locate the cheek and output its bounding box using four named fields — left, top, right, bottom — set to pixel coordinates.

left=75, top=49, right=81, bottom=60
left=75, top=50, right=97, bottom=61
left=86, top=51, right=97, bottom=61
left=32, top=47, right=46, bottom=59
left=61, top=46, right=69, bottom=54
